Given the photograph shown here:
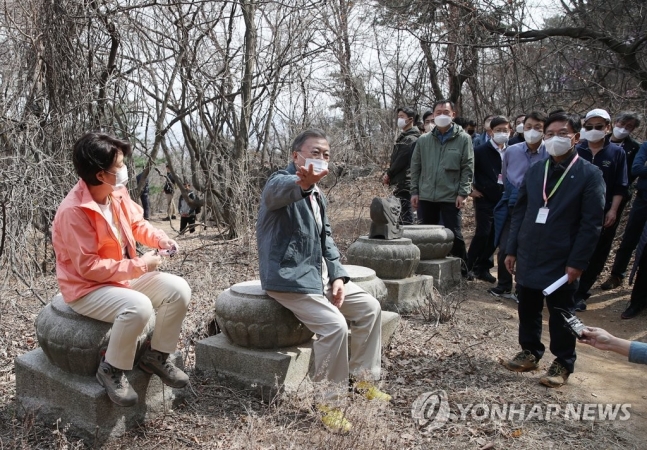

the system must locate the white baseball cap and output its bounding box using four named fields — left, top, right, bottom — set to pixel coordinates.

left=585, top=108, right=611, bottom=122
